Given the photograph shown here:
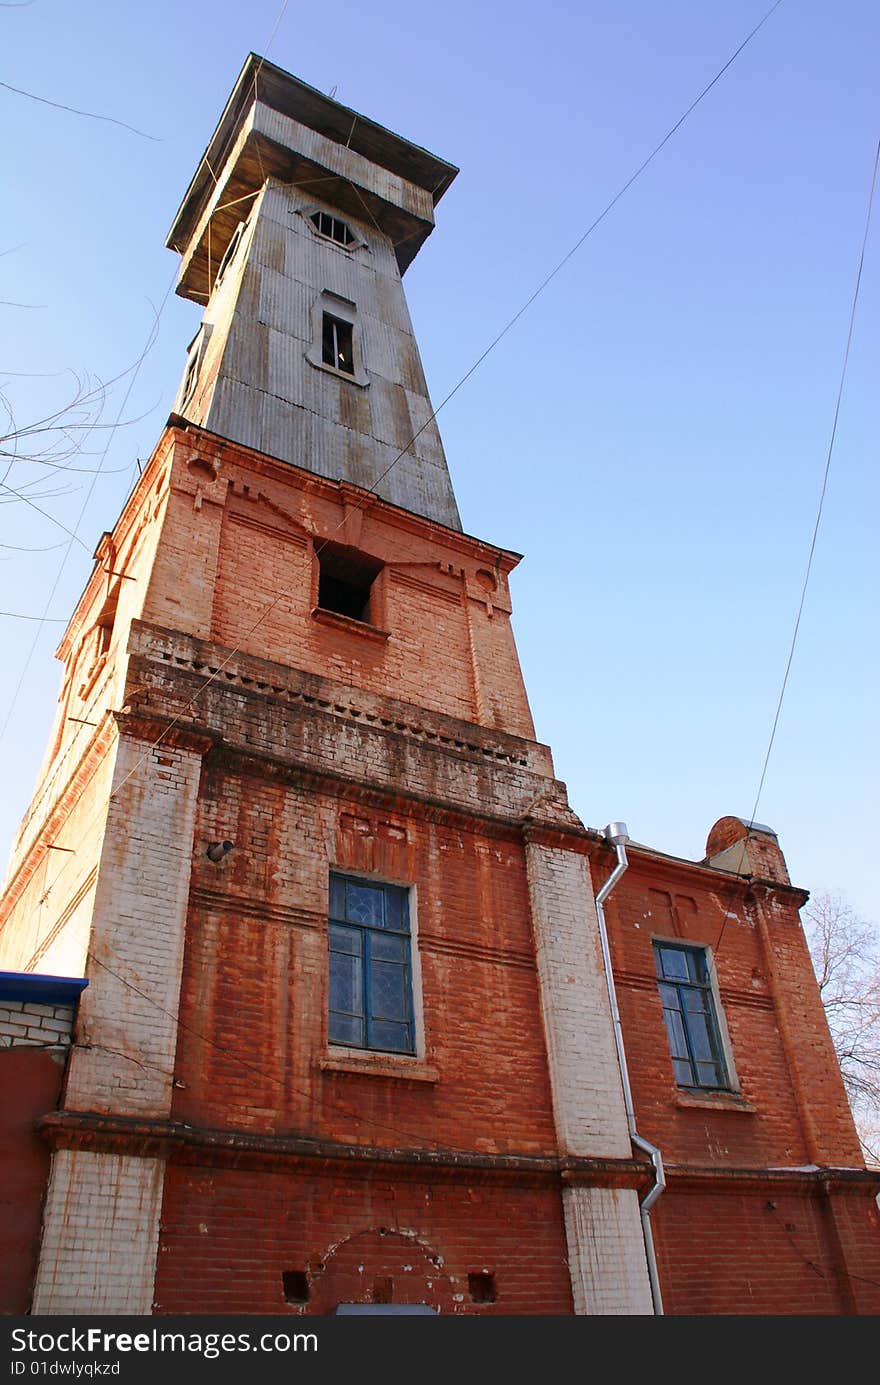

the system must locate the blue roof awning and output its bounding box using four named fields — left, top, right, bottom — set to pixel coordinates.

left=0, top=971, right=88, bottom=1006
